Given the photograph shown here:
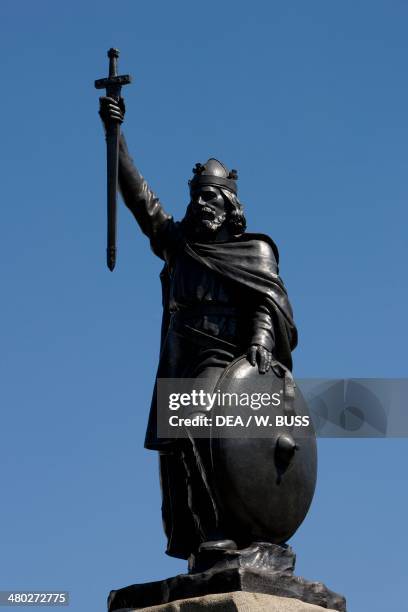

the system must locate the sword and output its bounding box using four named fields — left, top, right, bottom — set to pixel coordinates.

left=95, top=48, right=132, bottom=271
